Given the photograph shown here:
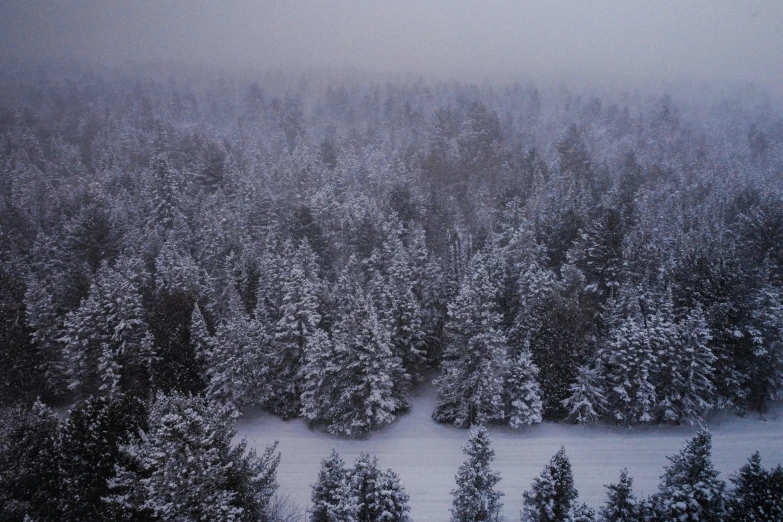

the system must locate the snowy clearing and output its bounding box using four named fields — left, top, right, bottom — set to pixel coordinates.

left=237, top=381, right=783, bottom=522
